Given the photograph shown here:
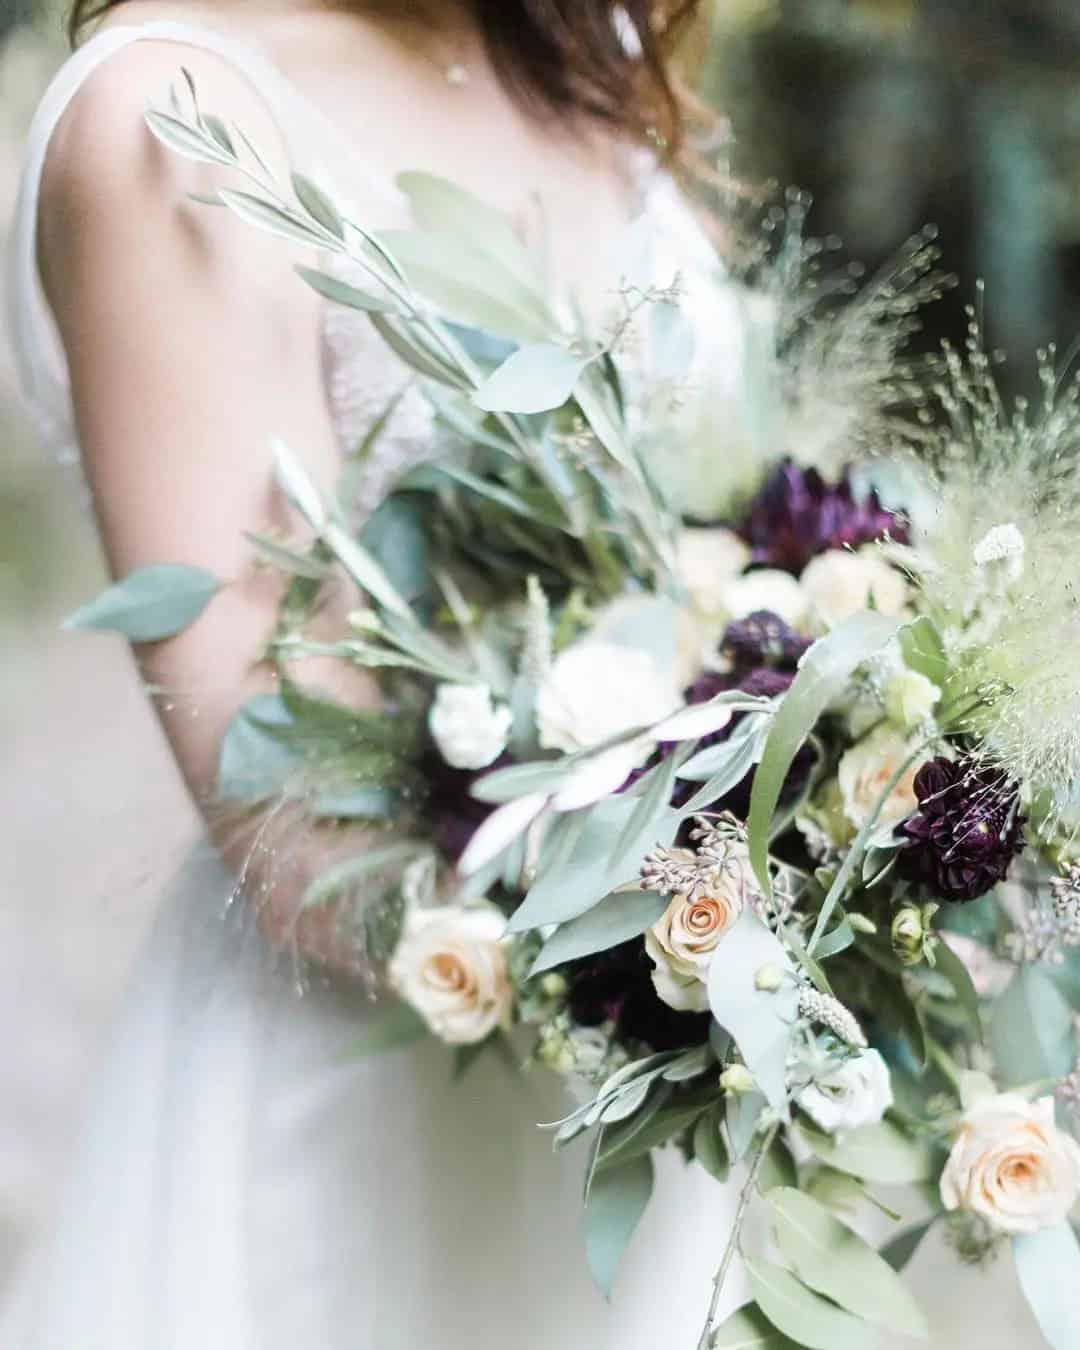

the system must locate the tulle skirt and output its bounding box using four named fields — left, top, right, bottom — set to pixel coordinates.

left=0, top=844, right=749, bottom=1349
